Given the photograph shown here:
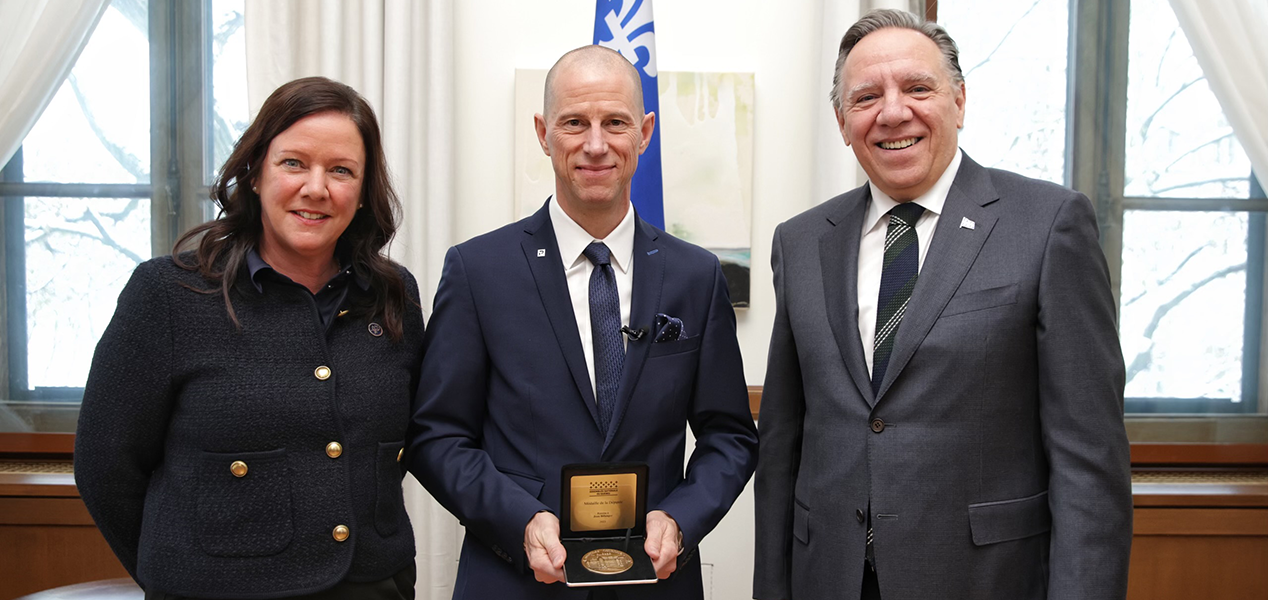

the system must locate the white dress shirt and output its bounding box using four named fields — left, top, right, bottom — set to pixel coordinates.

left=549, top=196, right=636, bottom=399
left=858, top=149, right=963, bottom=373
